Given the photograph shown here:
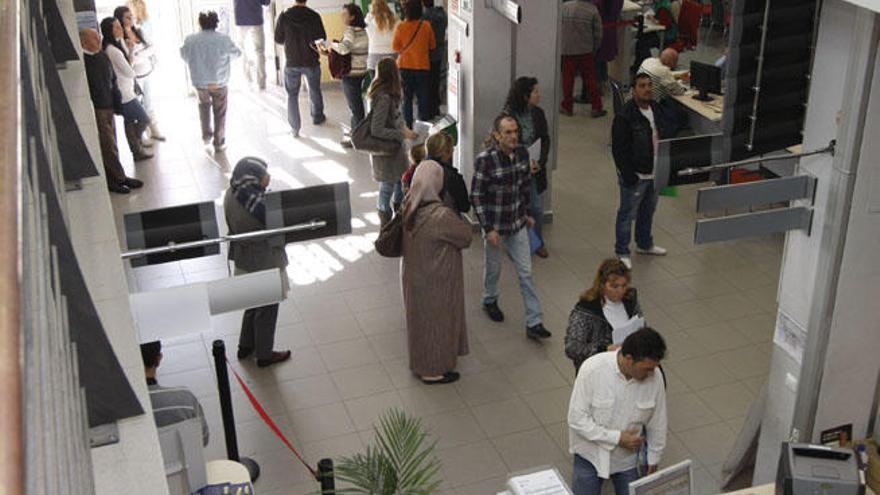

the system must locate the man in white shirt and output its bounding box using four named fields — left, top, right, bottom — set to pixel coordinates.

left=638, top=48, right=689, bottom=101
left=567, top=327, right=668, bottom=495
